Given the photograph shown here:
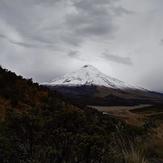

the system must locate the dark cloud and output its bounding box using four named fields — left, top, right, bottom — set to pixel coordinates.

left=0, top=0, right=128, bottom=50
left=68, top=50, right=80, bottom=58
left=66, top=0, right=127, bottom=41
left=0, top=33, right=37, bottom=48
left=0, top=33, right=54, bottom=48
left=0, top=34, right=6, bottom=39
left=102, top=52, right=132, bottom=65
